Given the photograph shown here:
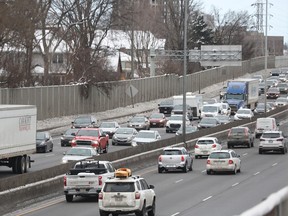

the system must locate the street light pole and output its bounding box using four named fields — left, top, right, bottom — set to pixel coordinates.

left=264, top=0, right=268, bottom=114
left=183, top=0, right=188, bottom=148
